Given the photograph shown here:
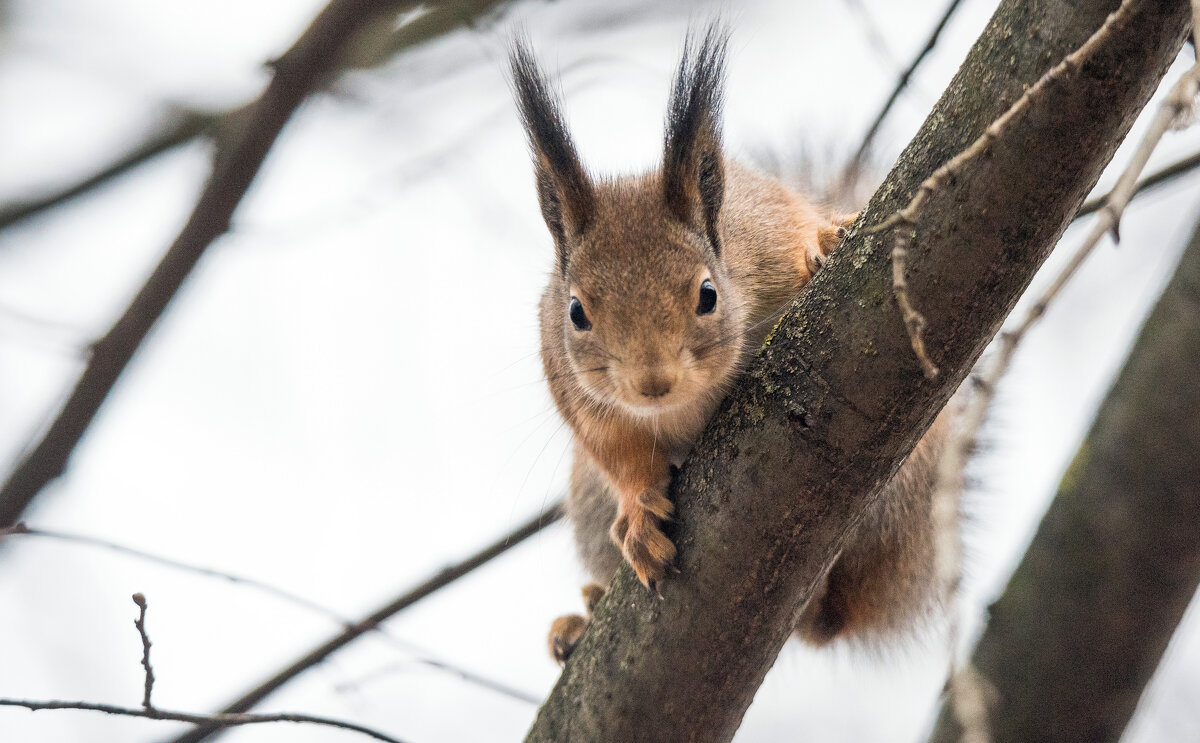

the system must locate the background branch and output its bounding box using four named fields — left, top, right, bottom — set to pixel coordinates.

left=845, top=0, right=967, bottom=173
left=0, top=0, right=430, bottom=528
left=0, top=110, right=219, bottom=232
left=929, top=190, right=1200, bottom=743
left=0, top=699, right=408, bottom=743
left=166, top=501, right=561, bottom=743
left=525, top=1, right=1190, bottom=740
left=0, top=519, right=539, bottom=704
